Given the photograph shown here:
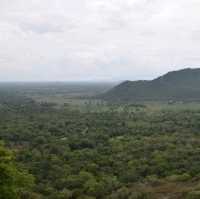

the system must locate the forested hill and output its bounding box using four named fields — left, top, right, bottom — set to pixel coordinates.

left=101, top=68, right=200, bottom=102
